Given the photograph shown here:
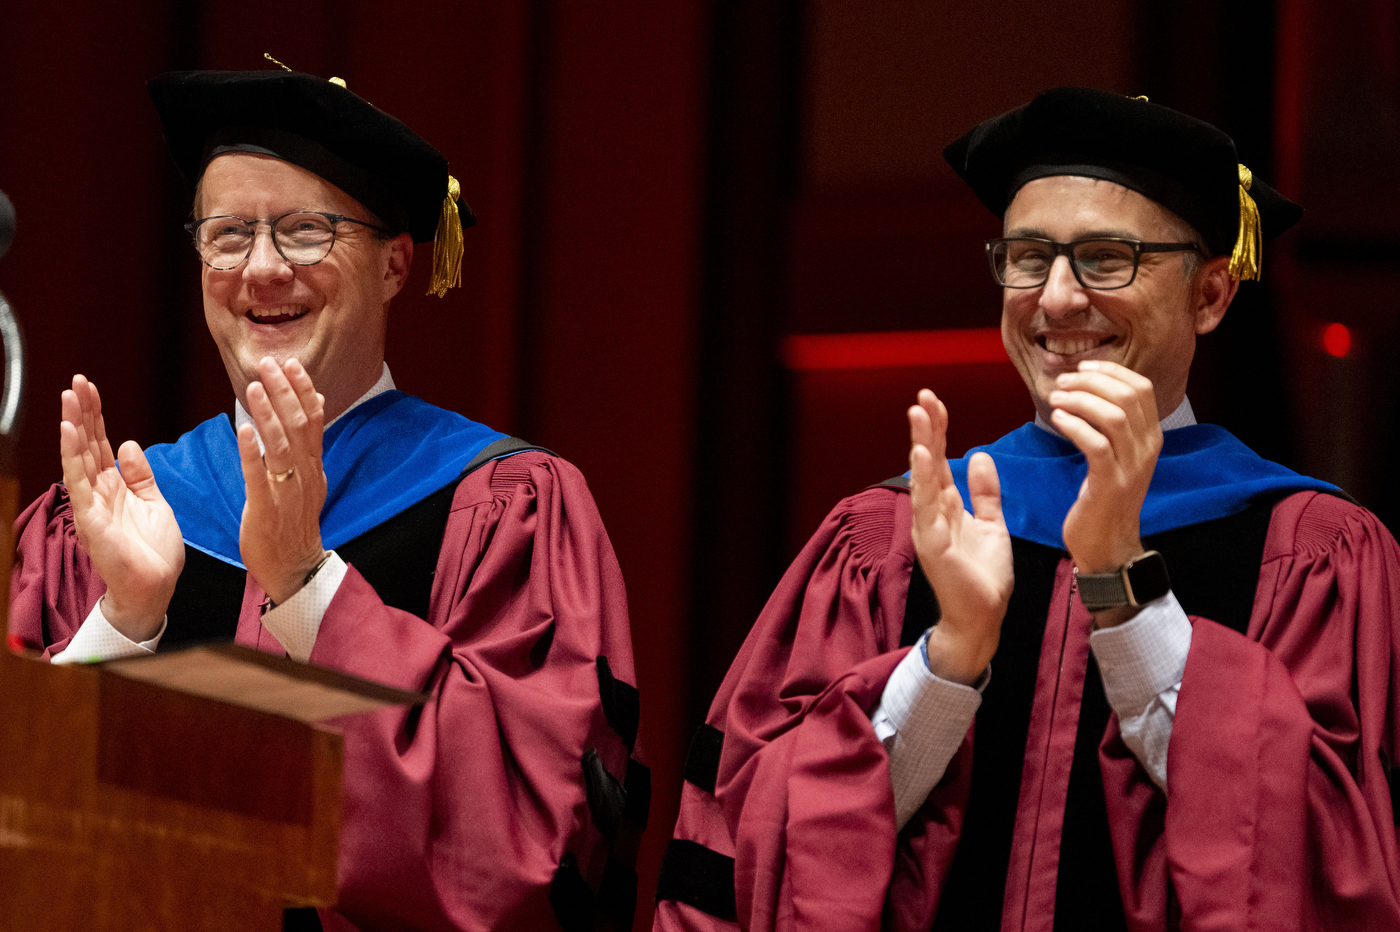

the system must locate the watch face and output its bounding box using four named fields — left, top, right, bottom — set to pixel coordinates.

left=1125, top=551, right=1171, bottom=605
